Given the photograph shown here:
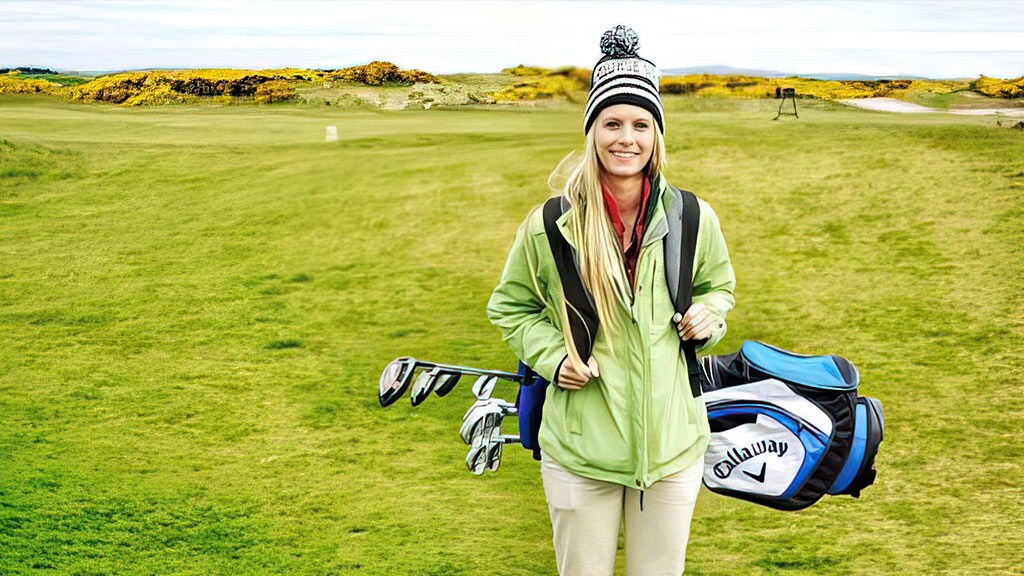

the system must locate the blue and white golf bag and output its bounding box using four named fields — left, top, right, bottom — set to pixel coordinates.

left=700, top=341, right=884, bottom=510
